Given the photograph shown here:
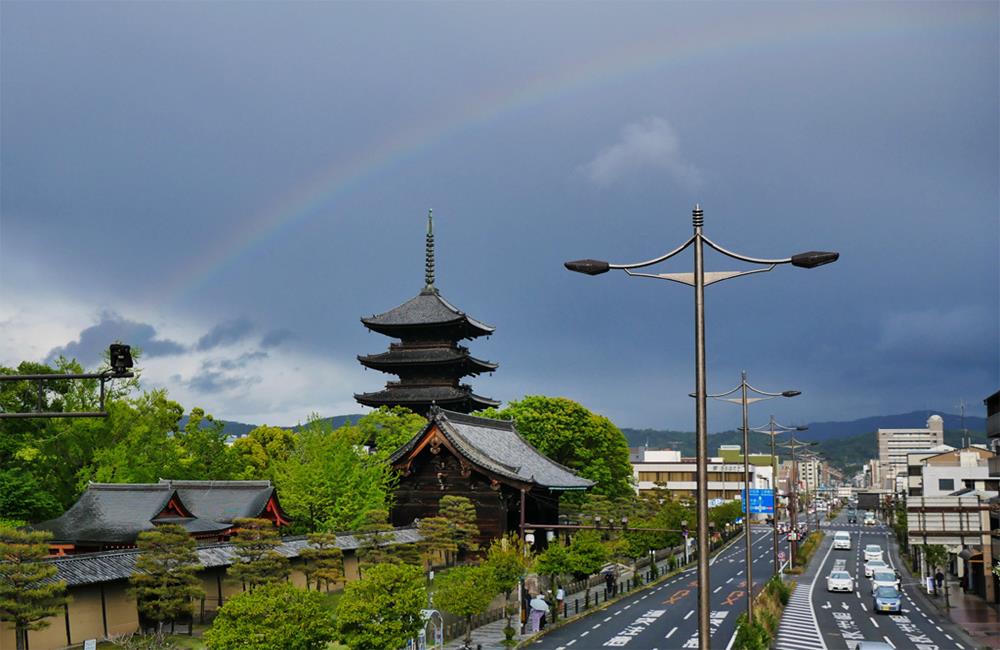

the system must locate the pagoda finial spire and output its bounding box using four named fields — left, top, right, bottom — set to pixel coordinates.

left=424, top=209, right=435, bottom=290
